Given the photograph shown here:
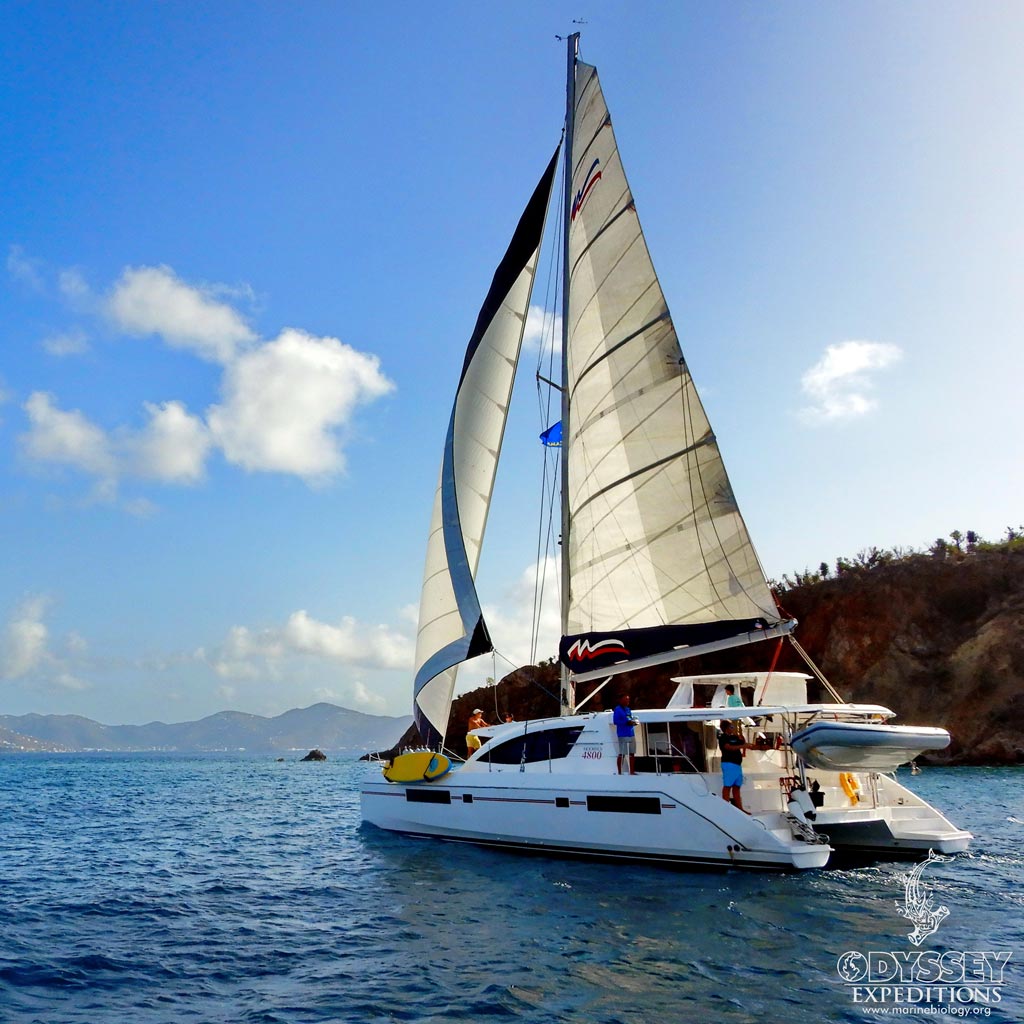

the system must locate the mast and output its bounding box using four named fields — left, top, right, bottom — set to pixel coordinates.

left=559, top=32, right=579, bottom=712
